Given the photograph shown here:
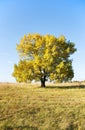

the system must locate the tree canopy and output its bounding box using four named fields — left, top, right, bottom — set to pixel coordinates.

left=13, top=33, right=76, bottom=87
